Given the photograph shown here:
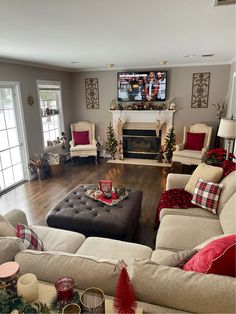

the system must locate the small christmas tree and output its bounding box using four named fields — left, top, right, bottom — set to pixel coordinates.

left=163, top=126, right=176, bottom=163
left=106, top=123, right=118, bottom=159
left=113, top=262, right=137, bottom=314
